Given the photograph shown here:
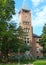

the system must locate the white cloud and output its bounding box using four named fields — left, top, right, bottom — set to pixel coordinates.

left=31, top=0, right=44, bottom=7
left=32, top=6, right=46, bottom=27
